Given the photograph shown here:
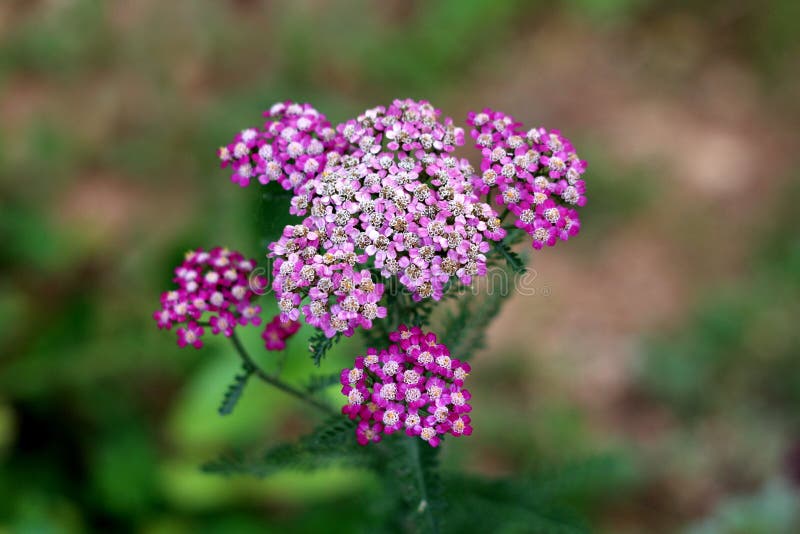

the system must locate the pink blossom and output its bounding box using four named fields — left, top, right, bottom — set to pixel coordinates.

left=219, top=101, right=346, bottom=193
left=339, top=325, right=473, bottom=447
left=153, top=247, right=264, bottom=348
left=269, top=99, right=505, bottom=339
left=261, top=314, right=302, bottom=351
left=466, top=108, right=587, bottom=250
